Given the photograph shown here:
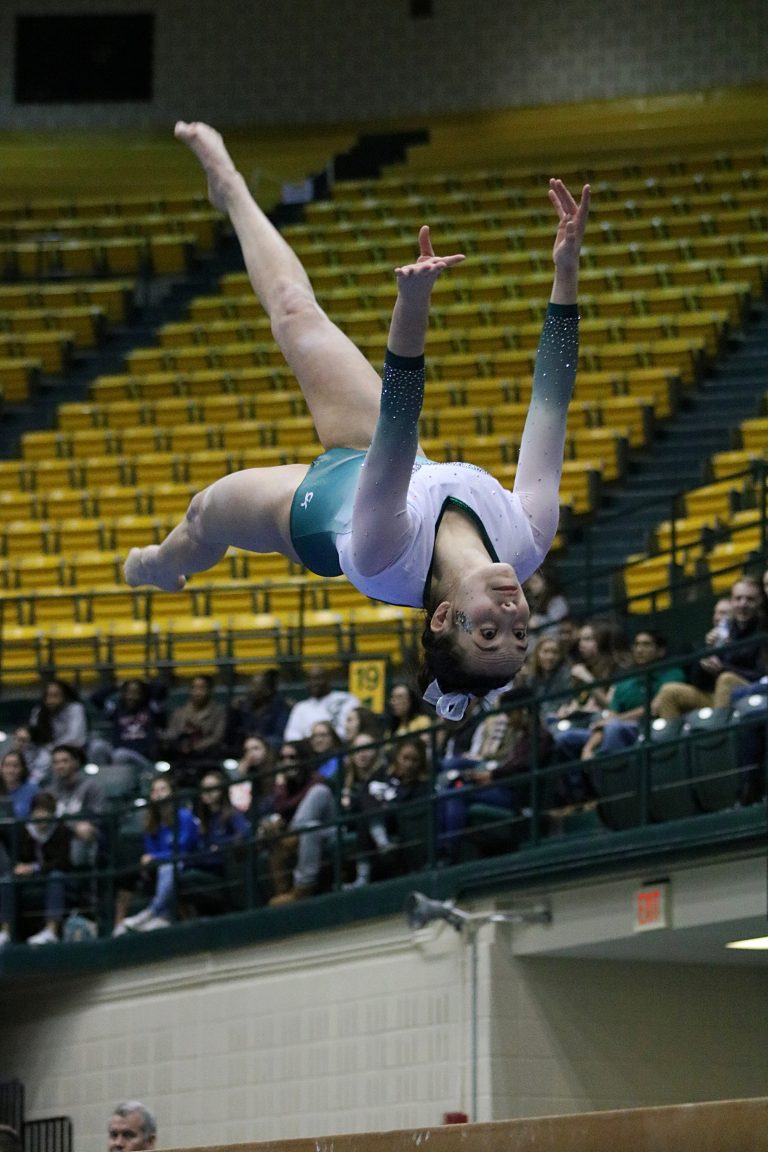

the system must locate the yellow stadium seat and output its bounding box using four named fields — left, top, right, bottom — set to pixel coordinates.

left=202, top=579, right=261, bottom=617
left=11, top=554, right=63, bottom=589
left=55, top=517, right=105, bottom=555
left=224, top=612, right=283, bottom=674
left=119, top=426, right=166, bottom=456
left=162, top=616, right=223, bottom=676
left=21, top=429, right=62, bottom=461
left=0, top=492, right=36, bottom=523
left=285, top=609, right=344, bottom=660
left=144, top=587, right=199, bottom=622
left=167, top=424, right=216, bottom=454
left=0, top=624, right=44, bottom=686
left=260, top=576, right=312, bottom=616
left=185, top=450, right=238, bottom=486
left=104, top=619, right=161, bottom=678
left=598, top=396, right=653, bottom=449
left=149, top=396, right=199, bottom=426
left=86, top=584, right=140, bottom=623
left=92, top=485, right=142, bottom=518
left=2, top=519, right=49, bottom=558
left=44, top=623, right=102, bottom=682
left=149, top=234, right=194, bottom=276
left=570, top=428, right=629, bottom=482
left=145, top=483, right=194, bottom=517
left=29, top=589, right=80, bottom=625
left=739, top=418, right=768, bottom=453
left=684, top=481, right=740, bottom=519
left=346, top=605, right=411, bottom=661
left=75, top=448, right=125, bottom=485
left=67, top=550, right=123, bottom=587
left=28, top=459, right=77, bottom=492
left=709, top=449, right=759, bottom=481
left=706, top=541, right=759, bottom=593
